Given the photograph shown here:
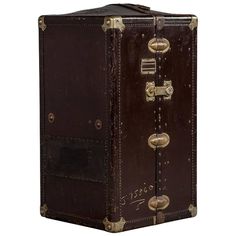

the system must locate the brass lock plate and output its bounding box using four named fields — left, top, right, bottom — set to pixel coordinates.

left=148, top=38, right=170, bottom=54
left=148, top=133, right=170, bottom=150
left=146, top=81, right=174, bottom=101
left=148, top=195, right=170, bottom=211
